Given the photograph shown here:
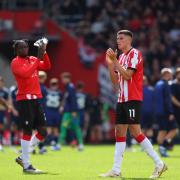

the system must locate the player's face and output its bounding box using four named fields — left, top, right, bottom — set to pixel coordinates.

left=143, top=76, right=148, bottom=86
left=117, top=34, right=131, bottom=50
left=166, top=72, right=173, bottom=81
left=176, top=72, right=180, bottom=81
left=50, top=82, right=59, bottom=90
left=61, top=77, right=69, bottom=84
left=17, top=42, right=29, bottom=57
left=39, top=76, right=47, bottom=84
